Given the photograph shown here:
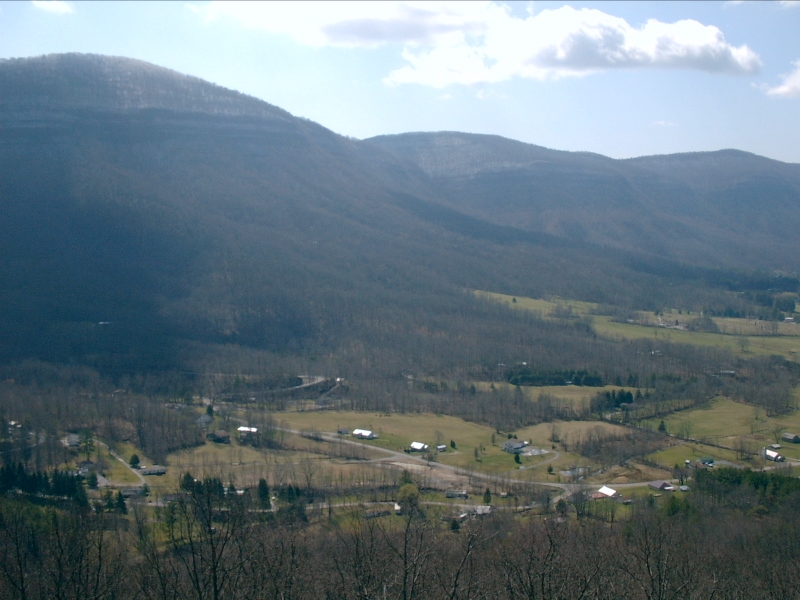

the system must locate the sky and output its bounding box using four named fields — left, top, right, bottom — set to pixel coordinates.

left=2, top=1, right=800, bottom=162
